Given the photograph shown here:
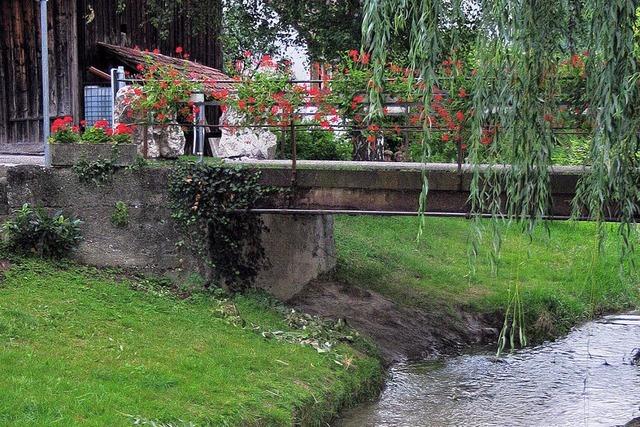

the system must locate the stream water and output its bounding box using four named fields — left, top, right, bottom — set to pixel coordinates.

left=339, top=313, right=640, bottom=427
